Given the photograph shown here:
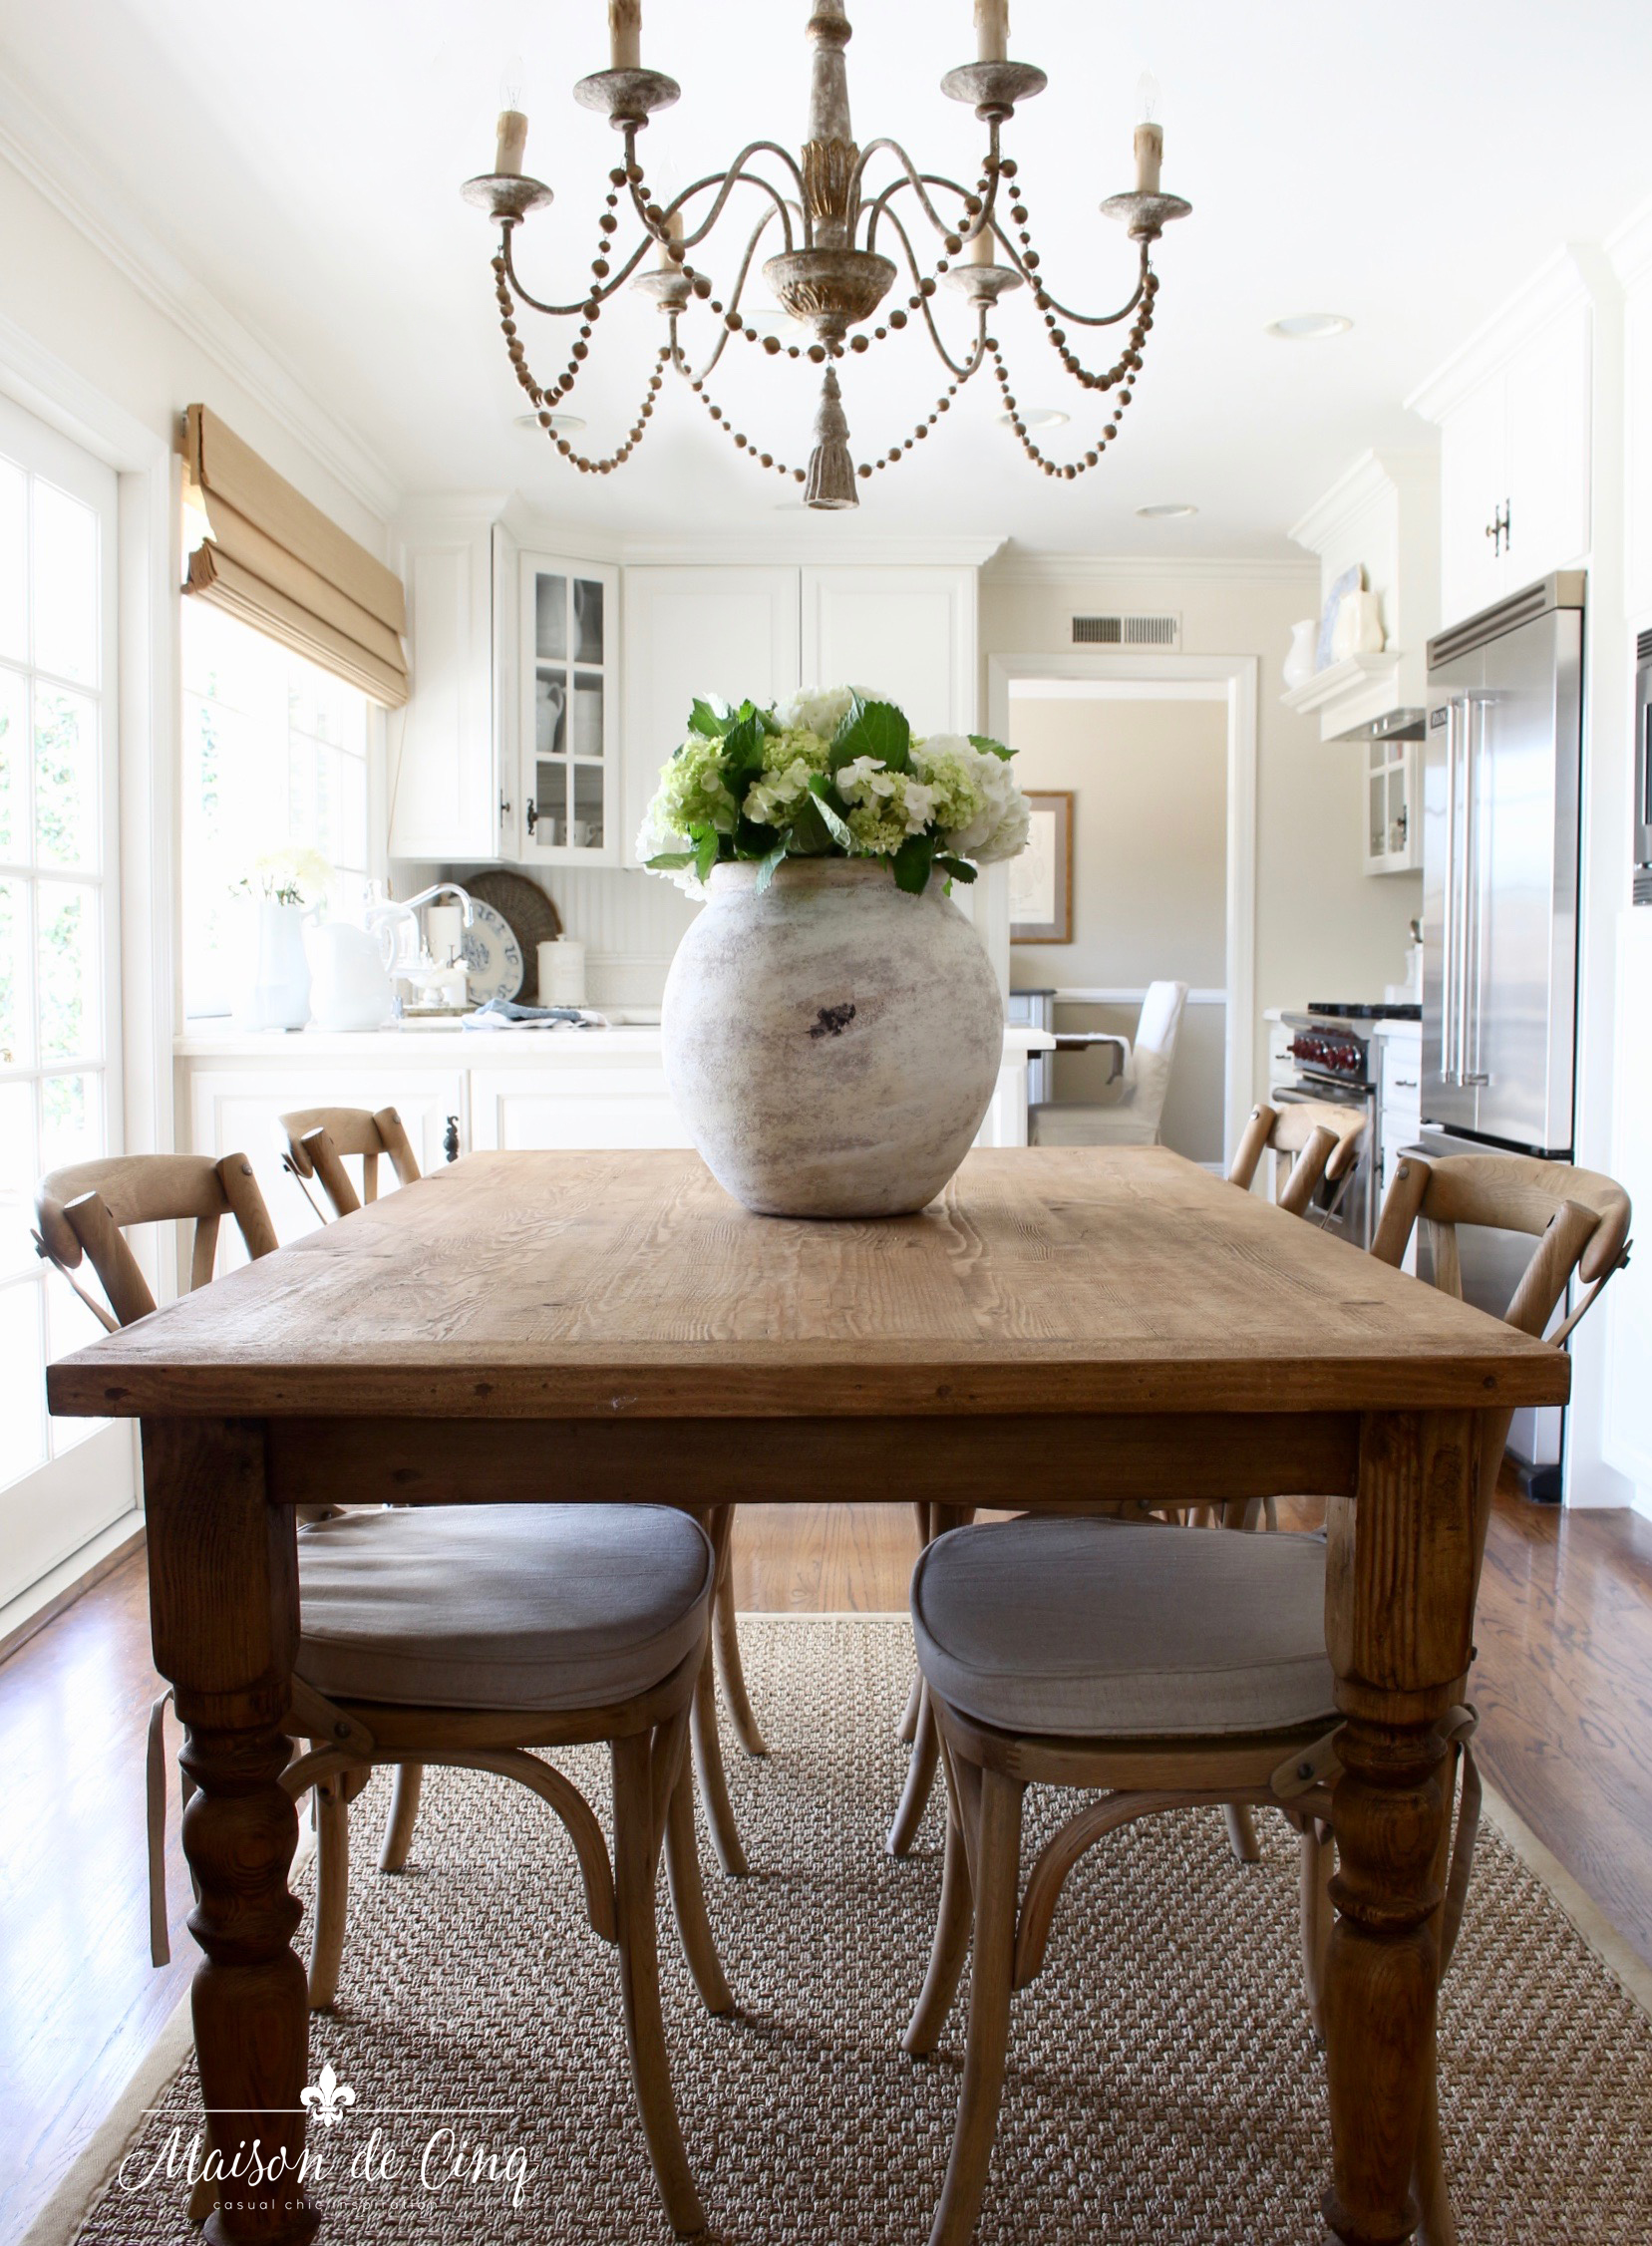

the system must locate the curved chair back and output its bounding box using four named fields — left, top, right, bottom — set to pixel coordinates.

left=34, top=1152, right=278, bottom=1328
left=1226, top=1100, right=1365, bottom=1219
left=1122, top=980, right=1188, bottom=1139
left=280, top=1105, right=421, bottom=1220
